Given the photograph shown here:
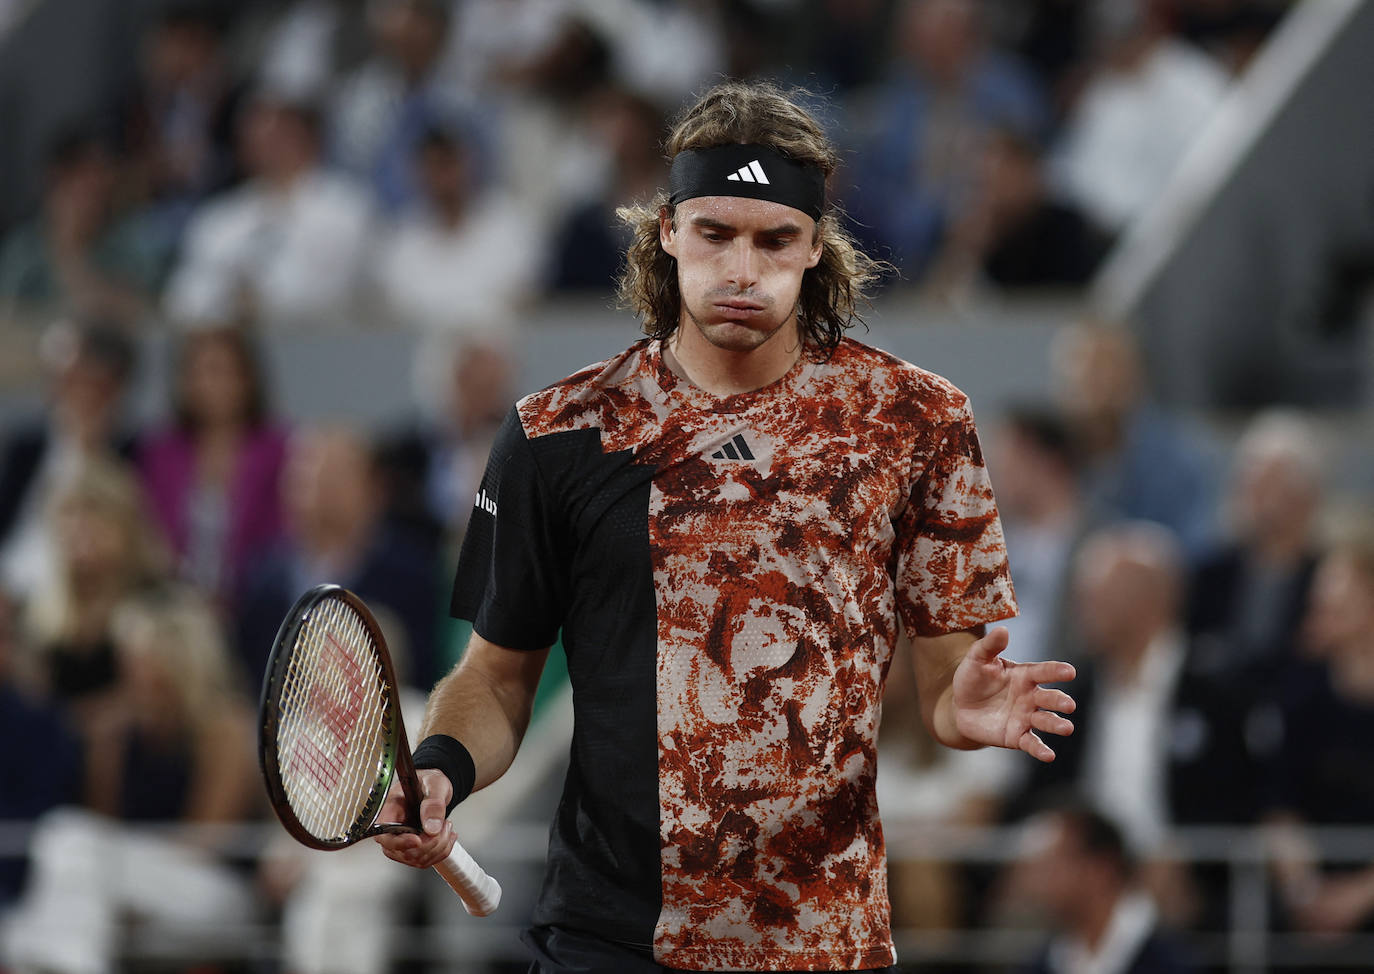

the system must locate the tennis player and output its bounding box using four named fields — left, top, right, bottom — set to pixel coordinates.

left=376, top=80, right=1076, bottom=973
